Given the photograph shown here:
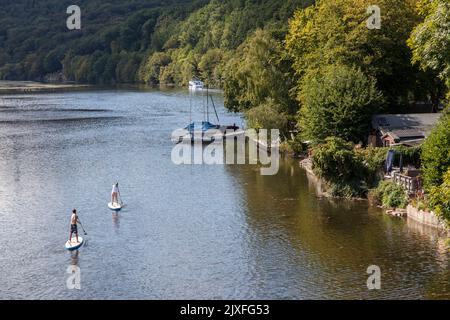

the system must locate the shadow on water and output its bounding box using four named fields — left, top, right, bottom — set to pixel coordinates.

left=112, top=212, right=120, bottom=232
left=225, top=157, right=450, bottom=299
left=70, top=250, right=80, bottom=266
